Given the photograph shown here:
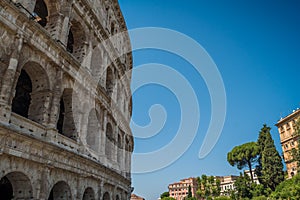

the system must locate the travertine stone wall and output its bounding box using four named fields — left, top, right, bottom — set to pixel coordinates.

left=0, top=0, right=133, bottom=199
